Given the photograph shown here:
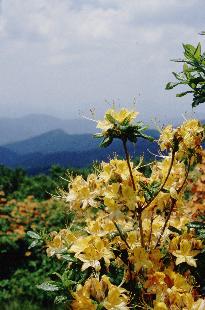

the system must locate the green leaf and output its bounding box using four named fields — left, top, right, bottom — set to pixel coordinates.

left=105, top=113, right=116, bottom=124
left=187, top=222, right=205, bottom=229
left=94, top=133, right=104, bottom=138
left=165, top=82, right=180, bottom=90
left=183, top=63, right=191, bottom=79
left=27, top=231, right=41, bottom=239
left=121, top=116, right=131, bottom=126
left=172, top=72, right=185, bottom=81
left=176, top=91, right=193, bottom=97
left=193, top=96, right=205, bottom=107
left=194, top=43, right=201, bottom=60
left=54, top=296, right=68, bottom=304
left=28, top=239, right=39, bottom=249
left=61, top=254, right=77, bottom=262
left=183, top=63, right=189, bottom=72
left=100, top=137, right=113, bottom=148
left=139, top=133, right=154, bottom=142
left=183, top=44, right=195, bottom=59
left=37, top=282, right=60, bottom=292
left=168, top=226, right=182, bottom=235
